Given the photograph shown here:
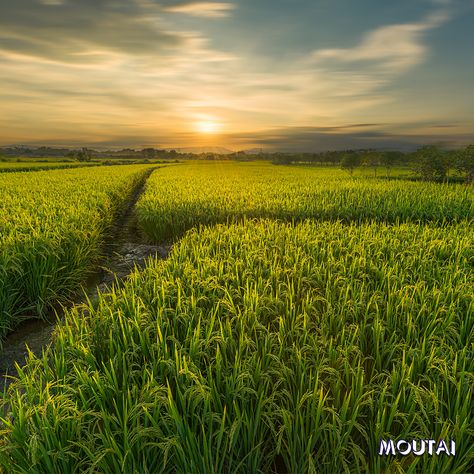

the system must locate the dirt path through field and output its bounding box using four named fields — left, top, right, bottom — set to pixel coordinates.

left=0, top=167, right=170, bottom=393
